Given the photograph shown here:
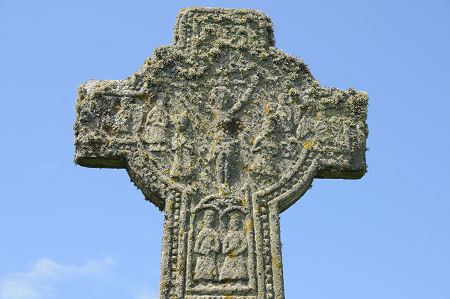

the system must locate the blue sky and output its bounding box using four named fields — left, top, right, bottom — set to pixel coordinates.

left=1, top=0, right=449, bottom=298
